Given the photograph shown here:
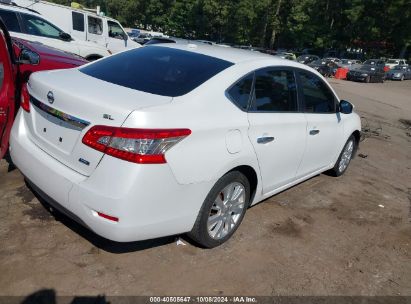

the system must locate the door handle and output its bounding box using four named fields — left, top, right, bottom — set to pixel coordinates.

left=309, top=130, right=320, bottom=135
left=257, top=136, right=275, bottom=144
